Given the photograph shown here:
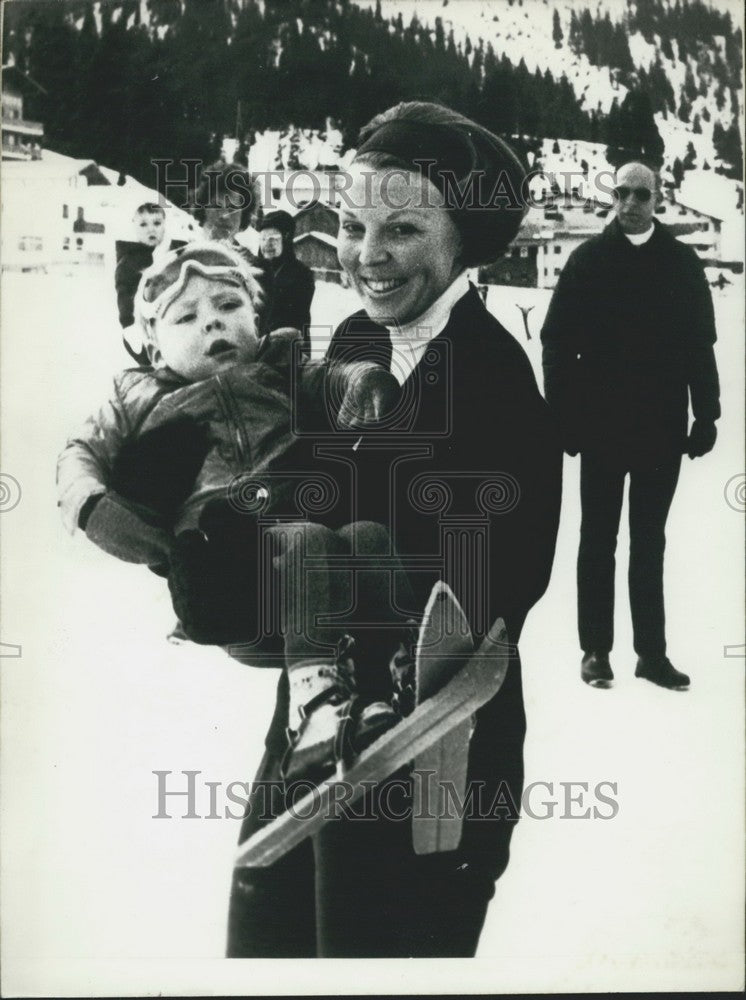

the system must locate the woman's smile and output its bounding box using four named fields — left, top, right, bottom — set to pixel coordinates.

left=338, top=165, right=463, bottom=327
left=360, top=276, right=408, bottom=295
